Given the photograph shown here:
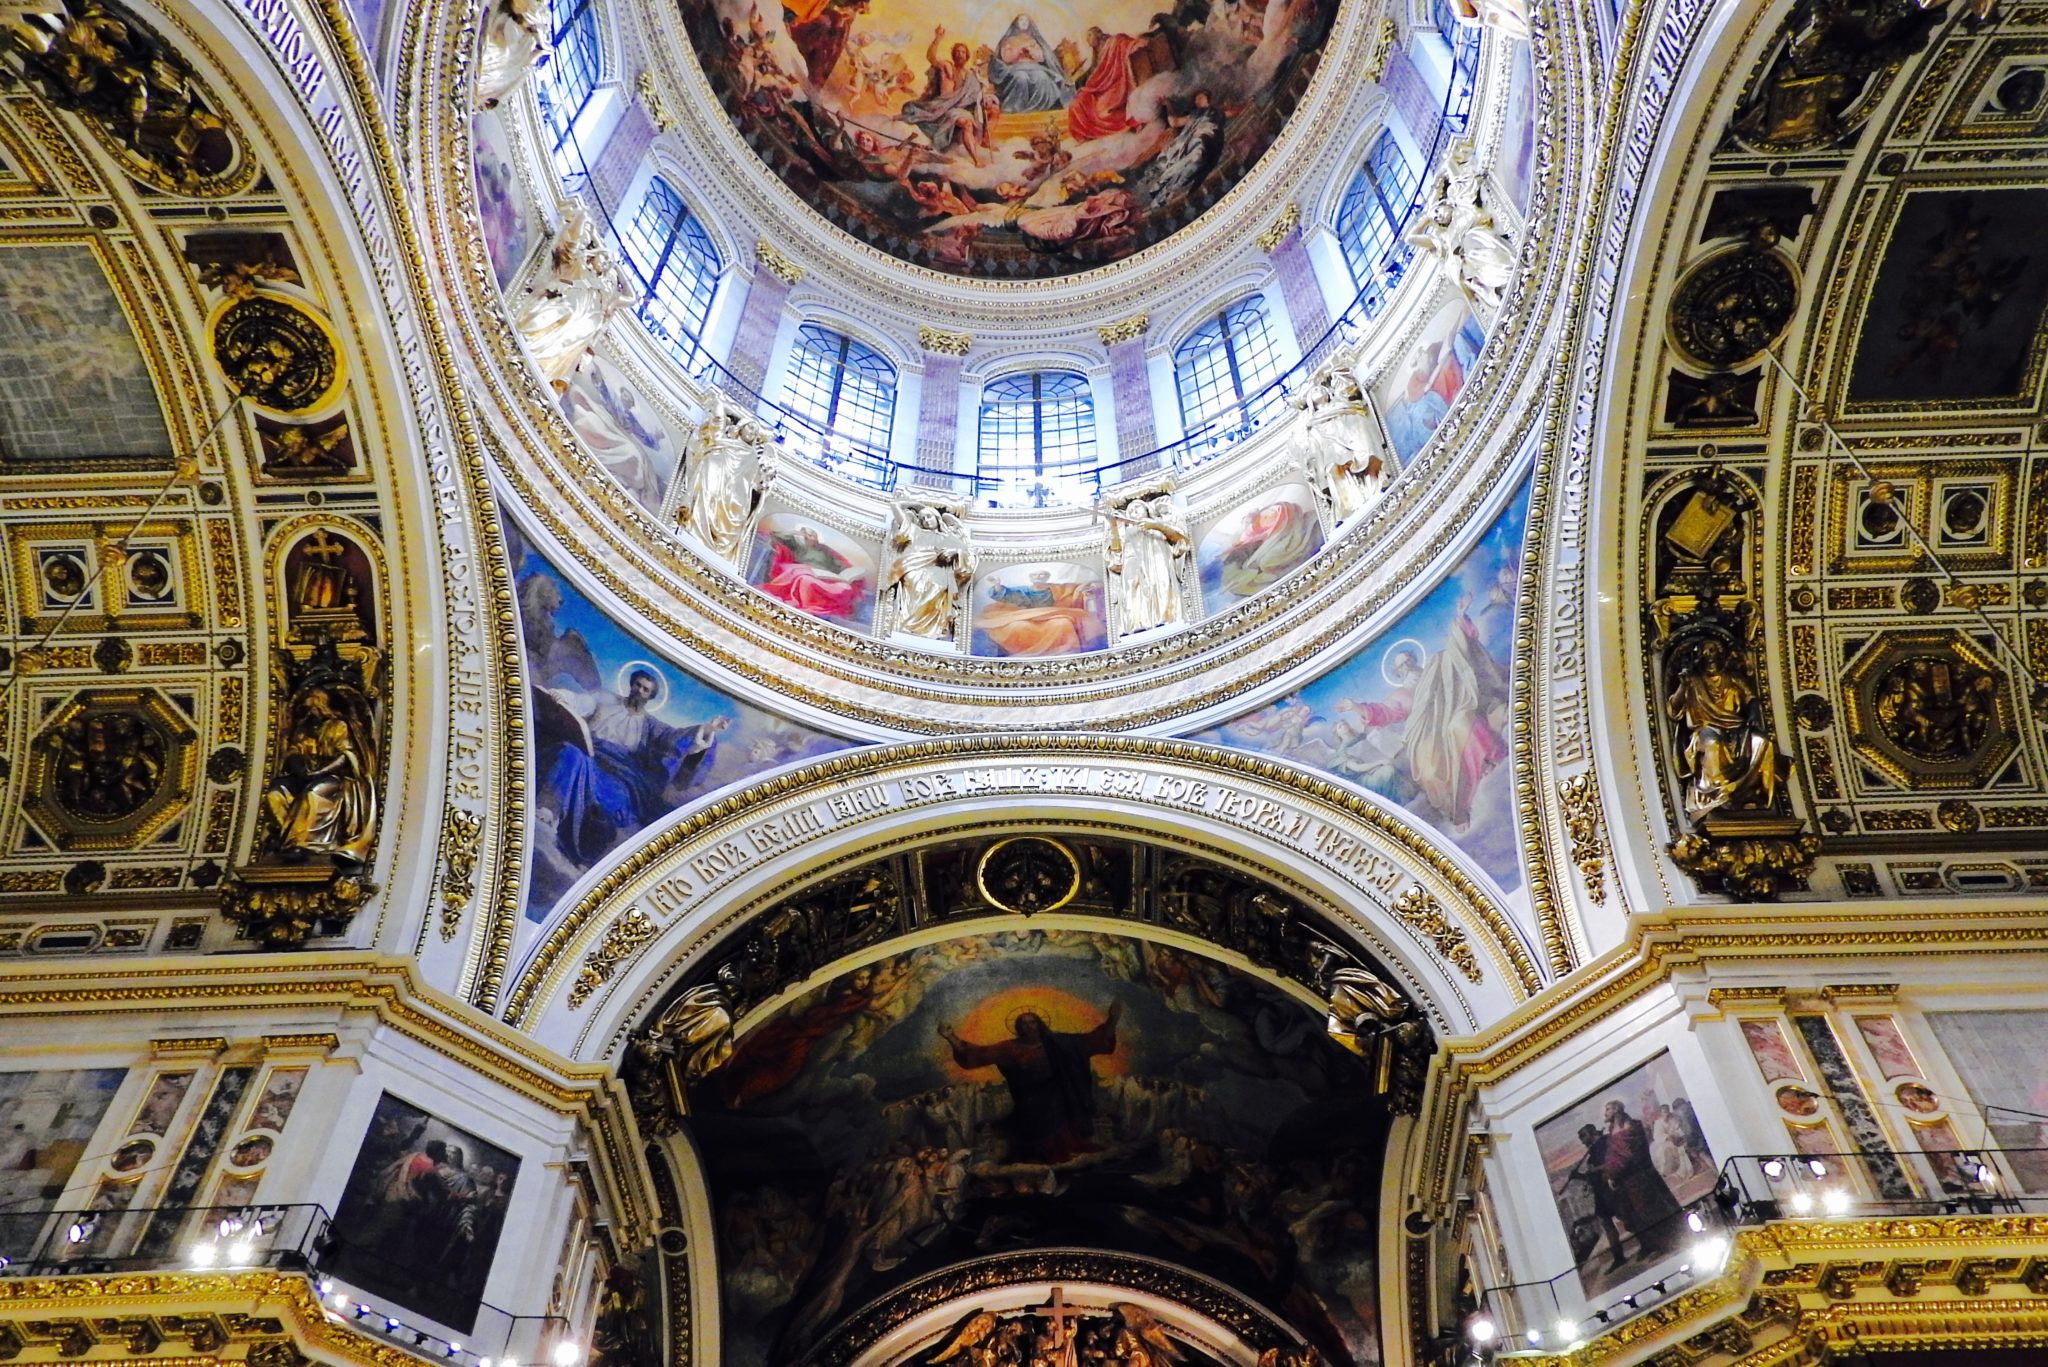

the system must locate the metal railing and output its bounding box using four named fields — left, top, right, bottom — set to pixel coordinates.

left=535, top=27, right=1482, bottom=508
left=0, top=1202, right=572, bottom=1367
left=1467, top=1146, right=2043, bottom=1357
